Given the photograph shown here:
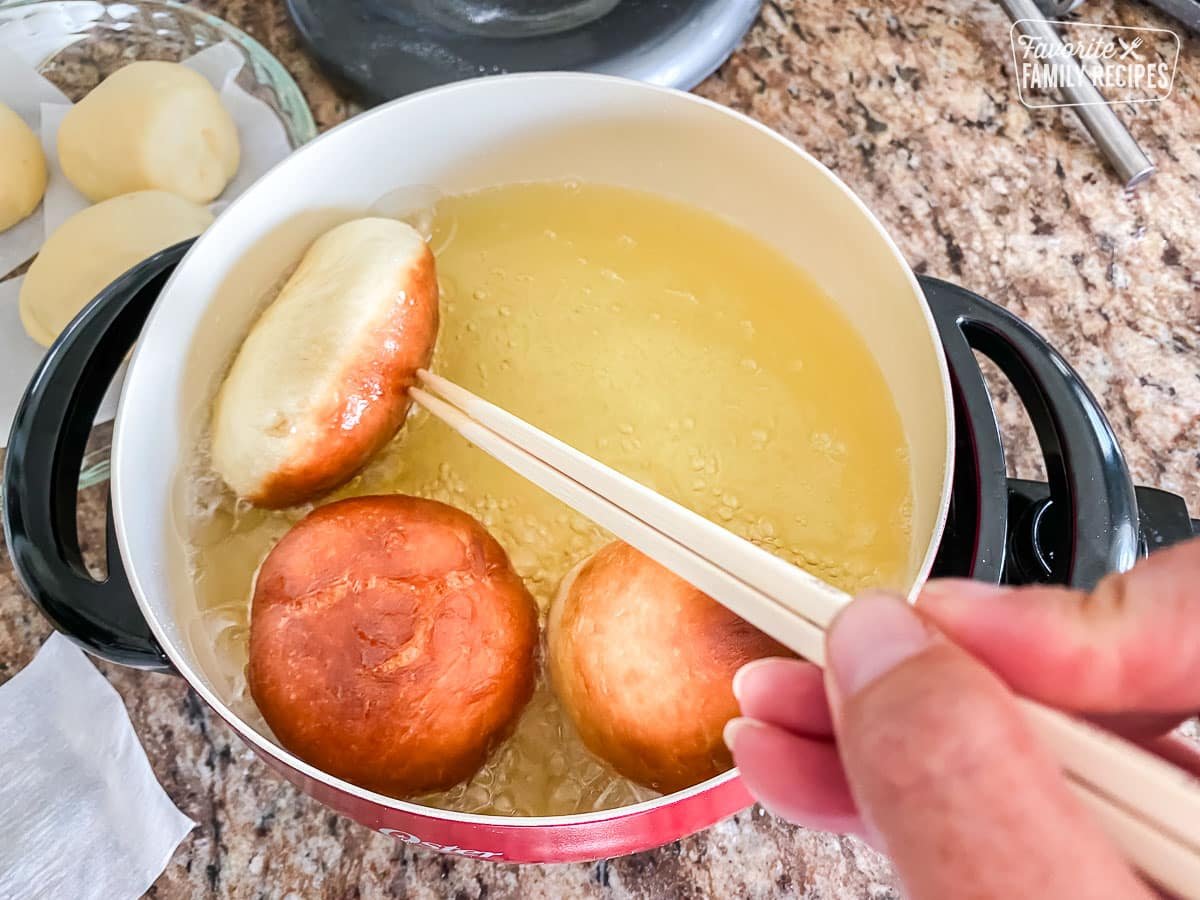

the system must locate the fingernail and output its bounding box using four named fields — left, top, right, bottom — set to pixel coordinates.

left=827, top=591, right=934, bottom=697
left=918, top=578, right=1009, bottom=606
left=723, top=716, right=760, bottom=753
left=731, top=657, right=780, bottom=705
